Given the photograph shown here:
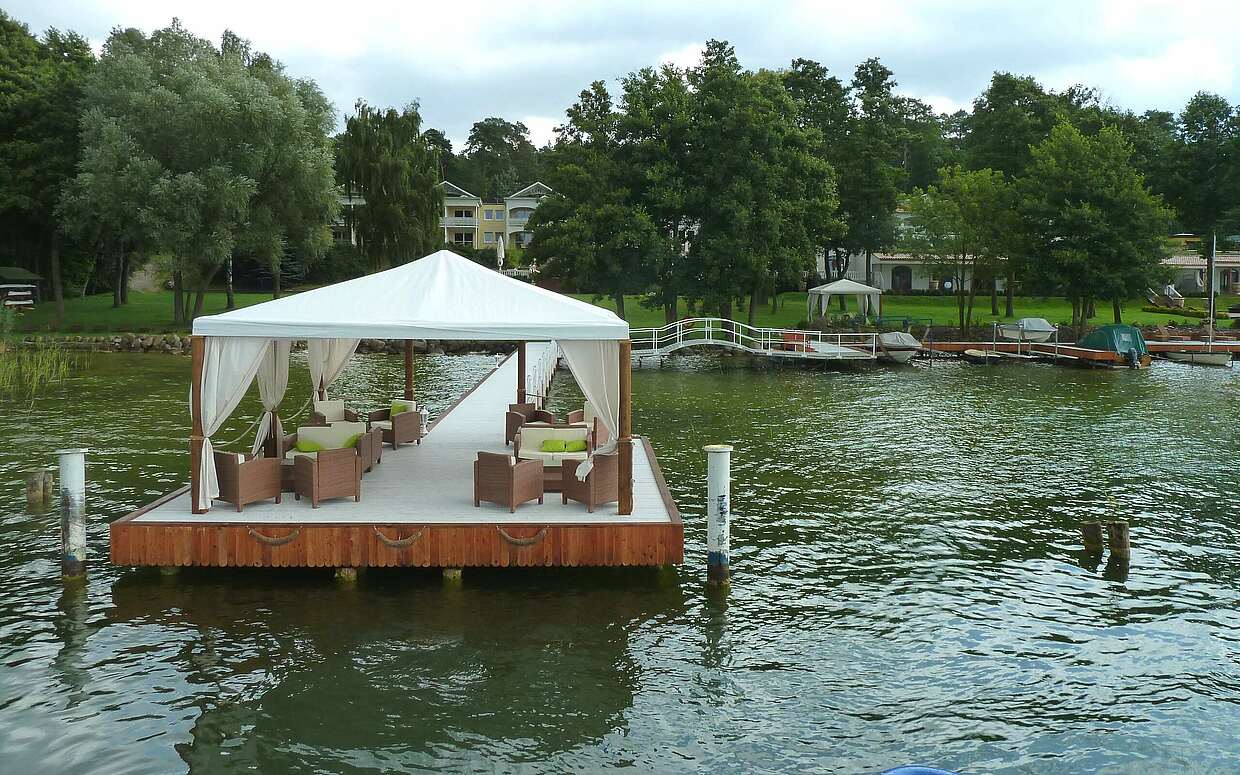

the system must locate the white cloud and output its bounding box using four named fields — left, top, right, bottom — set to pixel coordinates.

left=657, top=42, right=704, bottom=70
left=519, top=116, right=560, bottom=149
